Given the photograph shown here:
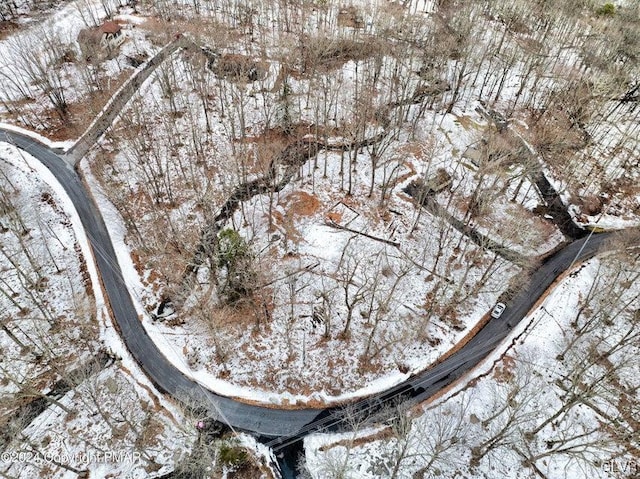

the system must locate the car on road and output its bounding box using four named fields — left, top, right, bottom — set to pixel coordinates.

left=491, top=302, right=506, bottom=319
